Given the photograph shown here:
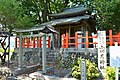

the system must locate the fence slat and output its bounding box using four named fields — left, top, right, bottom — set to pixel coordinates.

left=75, top=32, right=78, bottom=48
left=33, top=37, right=36, bottom=48
left=27, top=38, right=30, bottom=48
left=109, top=30, right=113, bottom=46
left=48, top=36, right=50, bottom=48
left=61, top=34, right=65, bottom=48
left=66, top=33, right=69, bottom=48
